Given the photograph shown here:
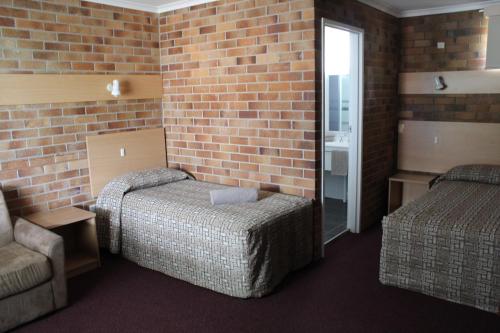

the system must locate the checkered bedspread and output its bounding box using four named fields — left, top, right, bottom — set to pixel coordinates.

left=95, top=168, right=314, bottom=298
left=380, top=165, right=500, bottom=313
